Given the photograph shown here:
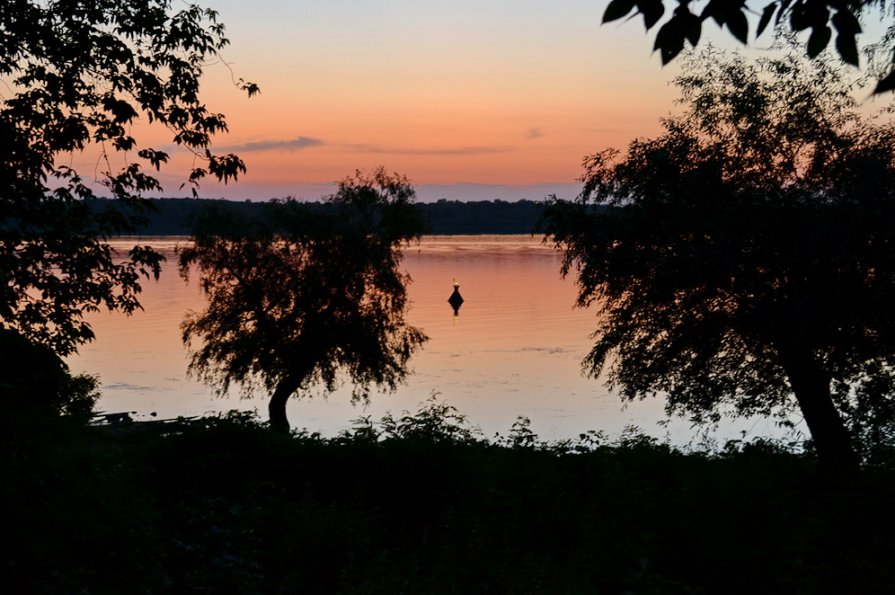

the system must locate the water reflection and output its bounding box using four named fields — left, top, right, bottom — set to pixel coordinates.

left=68, top=235, right=791, bottom=443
